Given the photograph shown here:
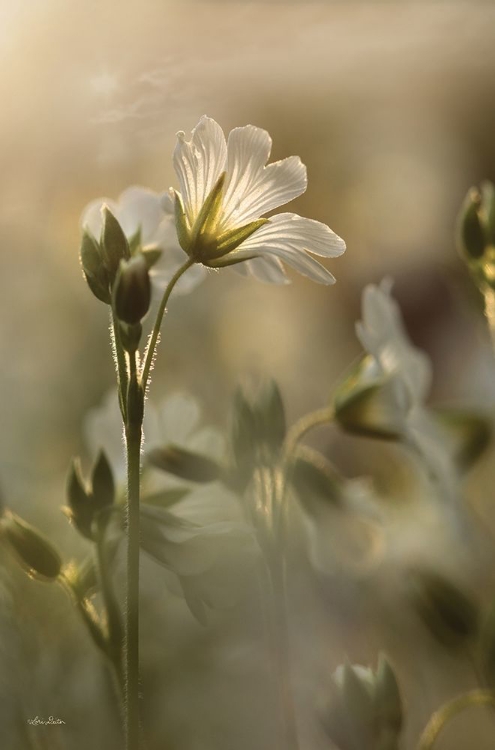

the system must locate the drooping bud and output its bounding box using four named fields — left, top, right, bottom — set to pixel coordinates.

left=101, top=206, right=130, bottom=277
left=408, top=568, right=479, bottom=649
left=113, top=255, right=151, bottom=325
left=0, top=512, right=62, bottom=581
left=80, top=230, right=111, bottom=304
left=334, top=356, right=405, bottom=440
left=147, top=445, right=222, bottom=483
